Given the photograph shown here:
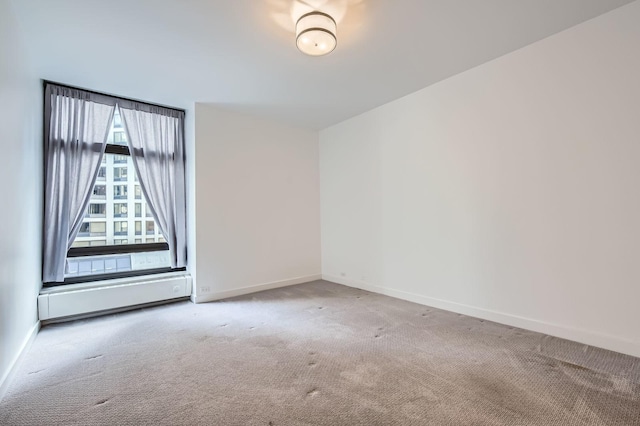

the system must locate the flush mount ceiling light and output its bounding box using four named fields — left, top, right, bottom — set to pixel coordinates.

left=296, top=11, right=337, bottom=56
